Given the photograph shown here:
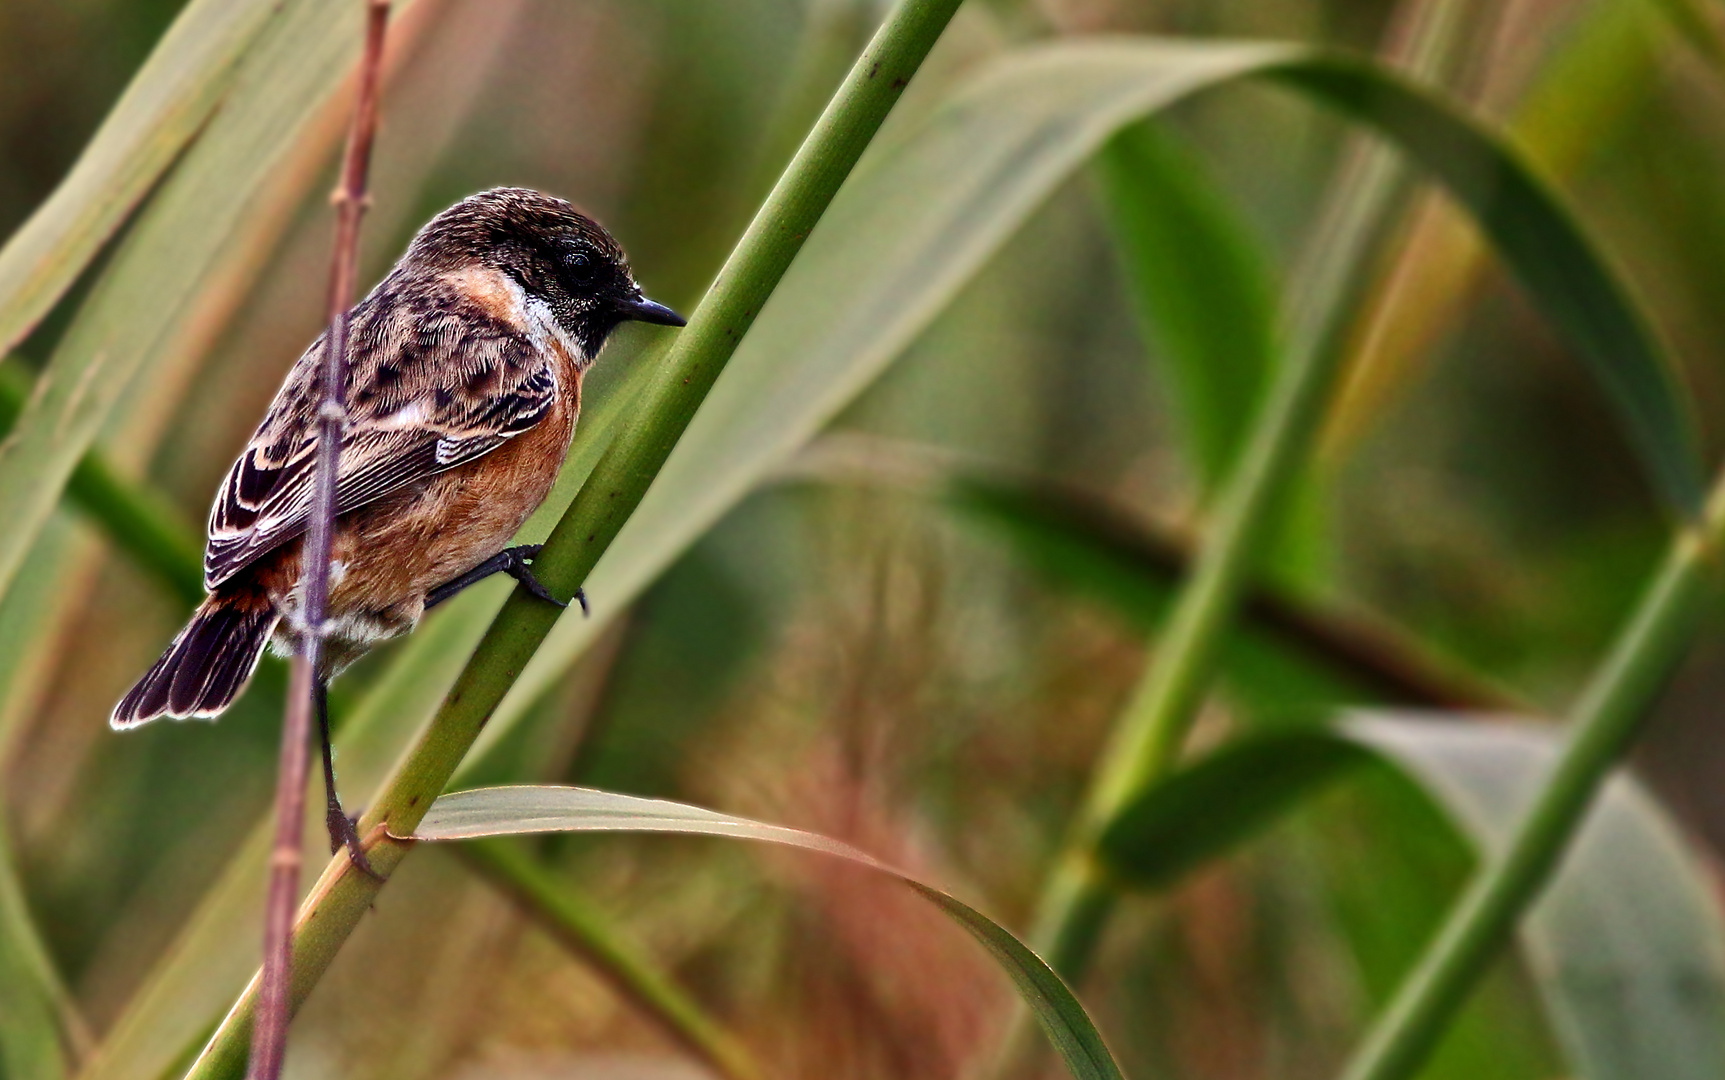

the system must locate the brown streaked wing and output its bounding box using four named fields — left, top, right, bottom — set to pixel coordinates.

left=203, top=300, right=557, bottom=589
